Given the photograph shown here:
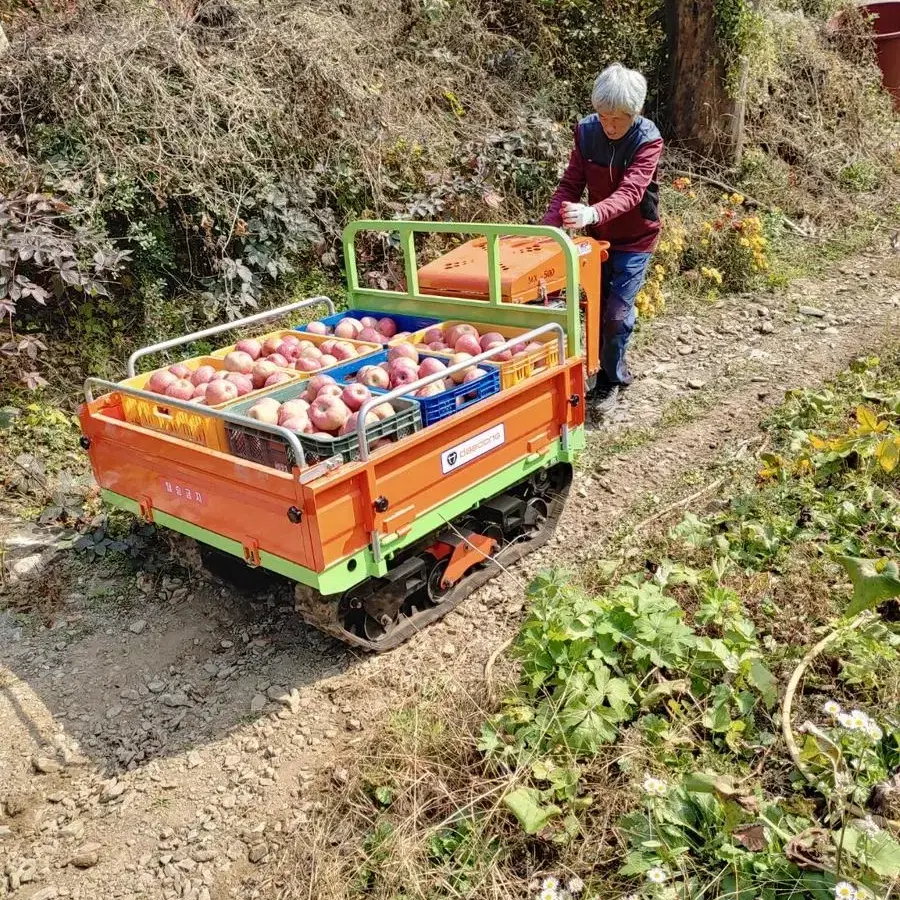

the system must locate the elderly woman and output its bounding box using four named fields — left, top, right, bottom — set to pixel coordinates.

left=542, top=63, right=663, bottom=416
